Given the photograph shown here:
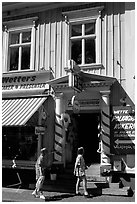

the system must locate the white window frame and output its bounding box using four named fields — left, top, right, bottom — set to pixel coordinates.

left=3, top=17, right=38, bottom=73
left=63, top=6, right=104, bottom=68
left=70, top=20, right=96, bottom=65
